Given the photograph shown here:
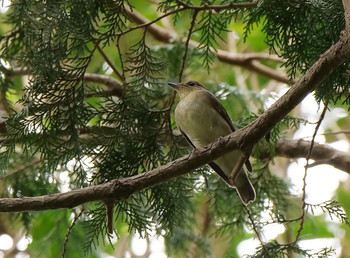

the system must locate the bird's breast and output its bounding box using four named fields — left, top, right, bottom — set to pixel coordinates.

left=175, top=91, right=232, bottom=148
